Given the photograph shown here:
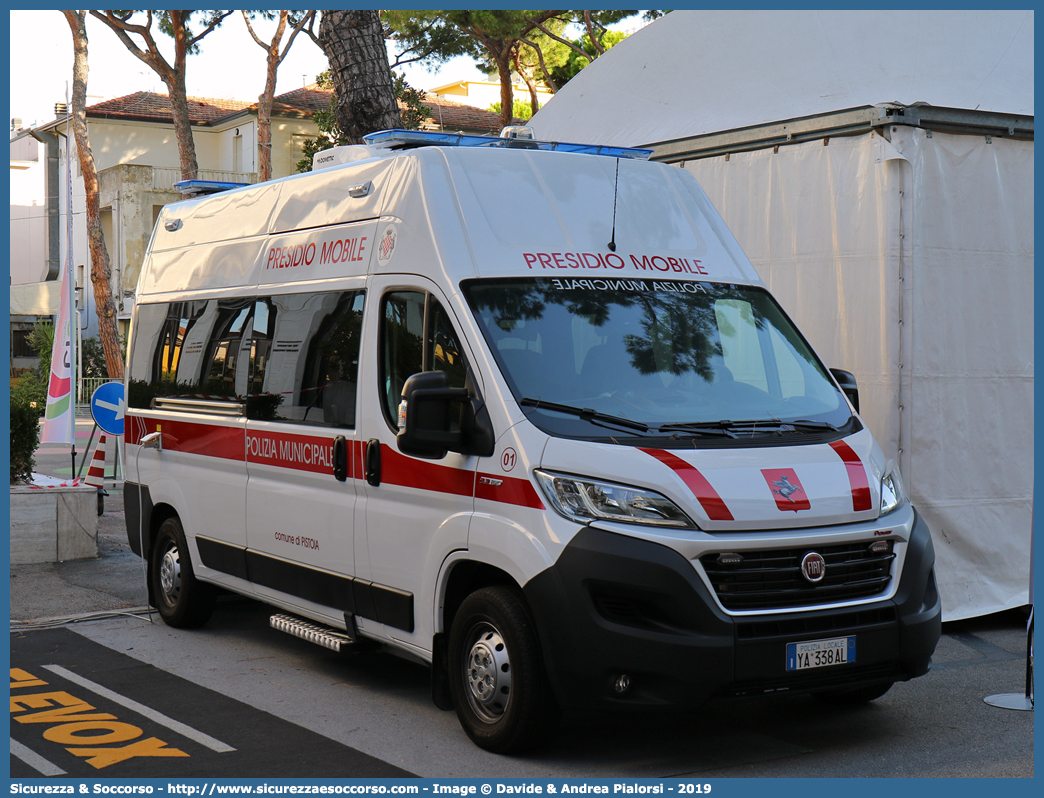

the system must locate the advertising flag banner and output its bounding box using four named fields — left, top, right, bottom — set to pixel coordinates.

left=40, top=255, right=75, bottom=444
left=42, top=93, right=77, bottom=446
